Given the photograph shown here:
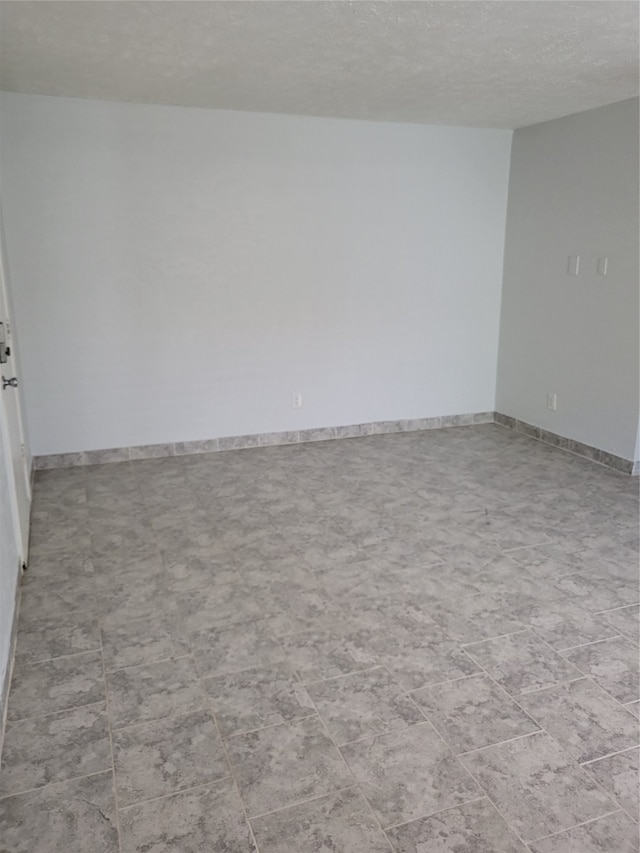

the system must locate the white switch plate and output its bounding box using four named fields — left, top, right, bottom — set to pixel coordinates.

left=292, top=392, right=302, bottom=409
left=546, top=393, right=557, bottom=411
left=597, top=257, right=608, bottom=276
left=567, top=256, right=580, bottom=276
